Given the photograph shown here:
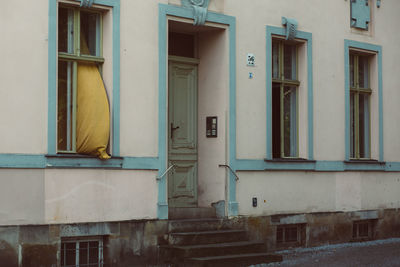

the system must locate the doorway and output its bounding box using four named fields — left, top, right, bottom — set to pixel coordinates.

left=167, top=19, right=228, bottom=210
